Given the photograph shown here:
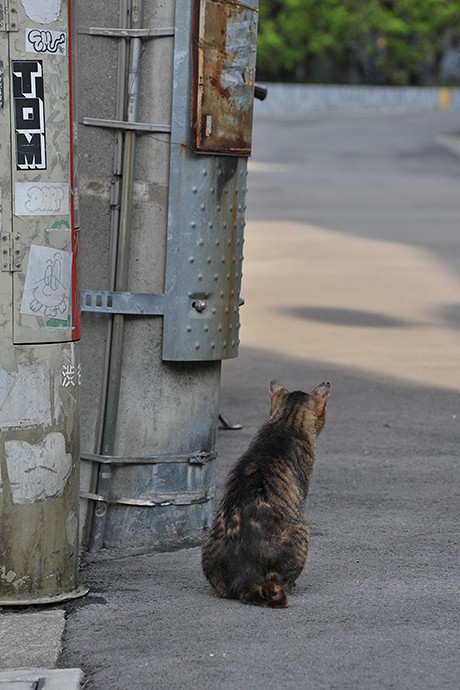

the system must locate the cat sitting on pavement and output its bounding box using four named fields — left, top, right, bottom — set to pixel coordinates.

left=202, top=380, right=331, bottom=608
